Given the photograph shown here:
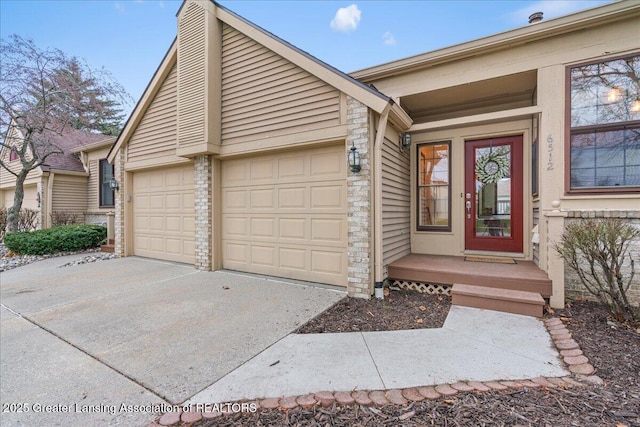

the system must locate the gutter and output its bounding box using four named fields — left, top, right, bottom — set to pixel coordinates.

left=372, top=104, right=391, bottom=299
